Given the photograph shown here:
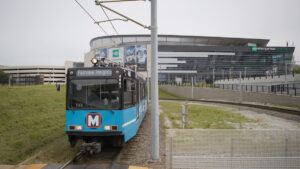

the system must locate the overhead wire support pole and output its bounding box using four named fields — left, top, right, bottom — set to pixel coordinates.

left=97, top=0, right=146, bottom=3
left=150, top=0, right=159, bottom=160
left=95, top=2, right=150, bottom=30
left=74, top=0, right=116, bottom=44
left=99, top=5, right=120, bottom=35
left=95, top=18, right=128, bottom=24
